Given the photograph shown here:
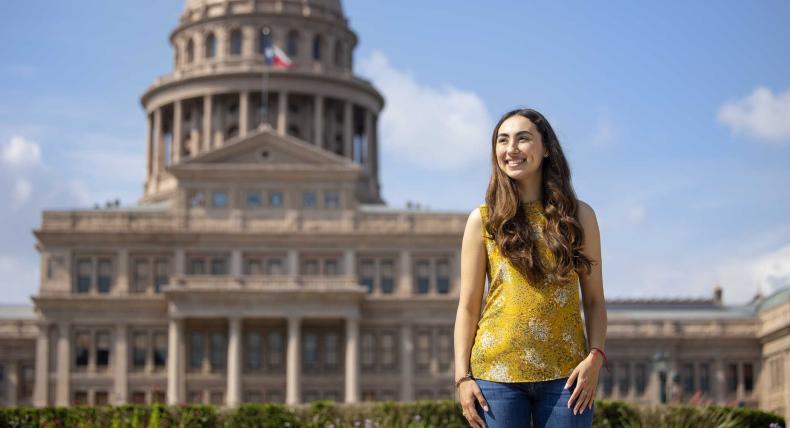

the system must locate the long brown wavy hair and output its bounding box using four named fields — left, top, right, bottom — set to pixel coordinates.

left=484, top=108, right=595, bottom=287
